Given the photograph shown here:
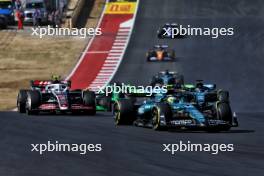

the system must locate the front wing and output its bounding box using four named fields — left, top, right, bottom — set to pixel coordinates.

left=147, top=56, right=175, bottom=62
